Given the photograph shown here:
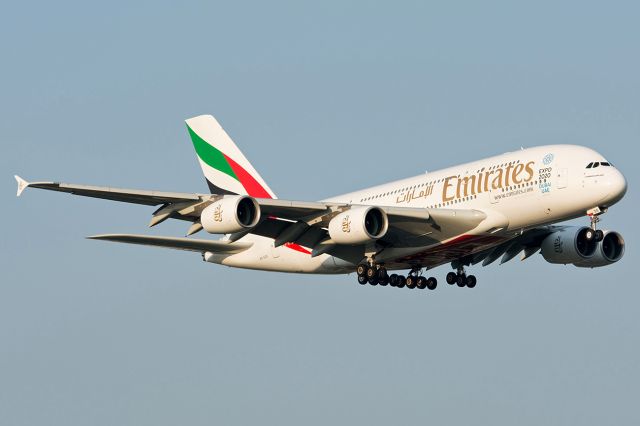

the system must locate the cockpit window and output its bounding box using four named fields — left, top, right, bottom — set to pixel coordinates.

left=586, top=161, right=613, bottom=169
